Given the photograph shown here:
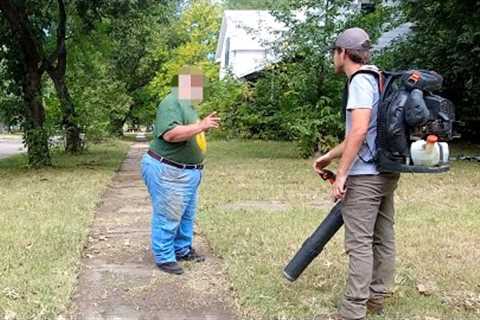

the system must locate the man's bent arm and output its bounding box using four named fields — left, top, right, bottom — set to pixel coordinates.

left=336, top=108, right=371, bottom=177
left=325, top=140, right=346, bottom=160
left=163, top=112, right=220, bottom=143
left=163, top=123, right=204, bottom=143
